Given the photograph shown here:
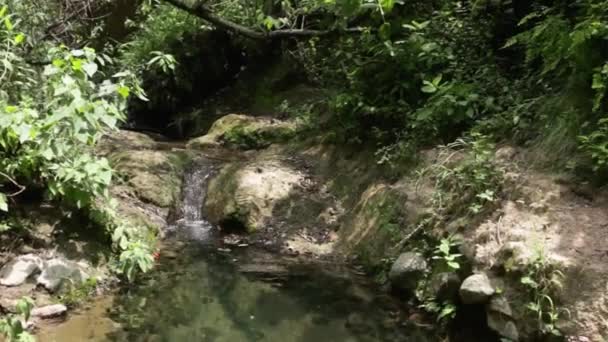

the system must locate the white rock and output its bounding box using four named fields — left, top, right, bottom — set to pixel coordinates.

left=31, top=304, right=68, bottom=318
left=0, top=254, right=43, bottom=286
